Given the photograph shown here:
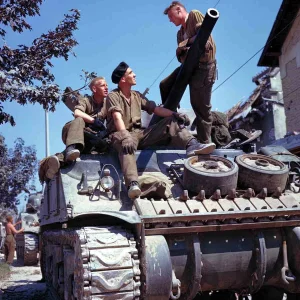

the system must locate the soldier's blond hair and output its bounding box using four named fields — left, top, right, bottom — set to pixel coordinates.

left=6, top=215, right=13, bottom=222
left=89, top=77, right=105, bottom=91
left=164, top=1, right=186, bottom=15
